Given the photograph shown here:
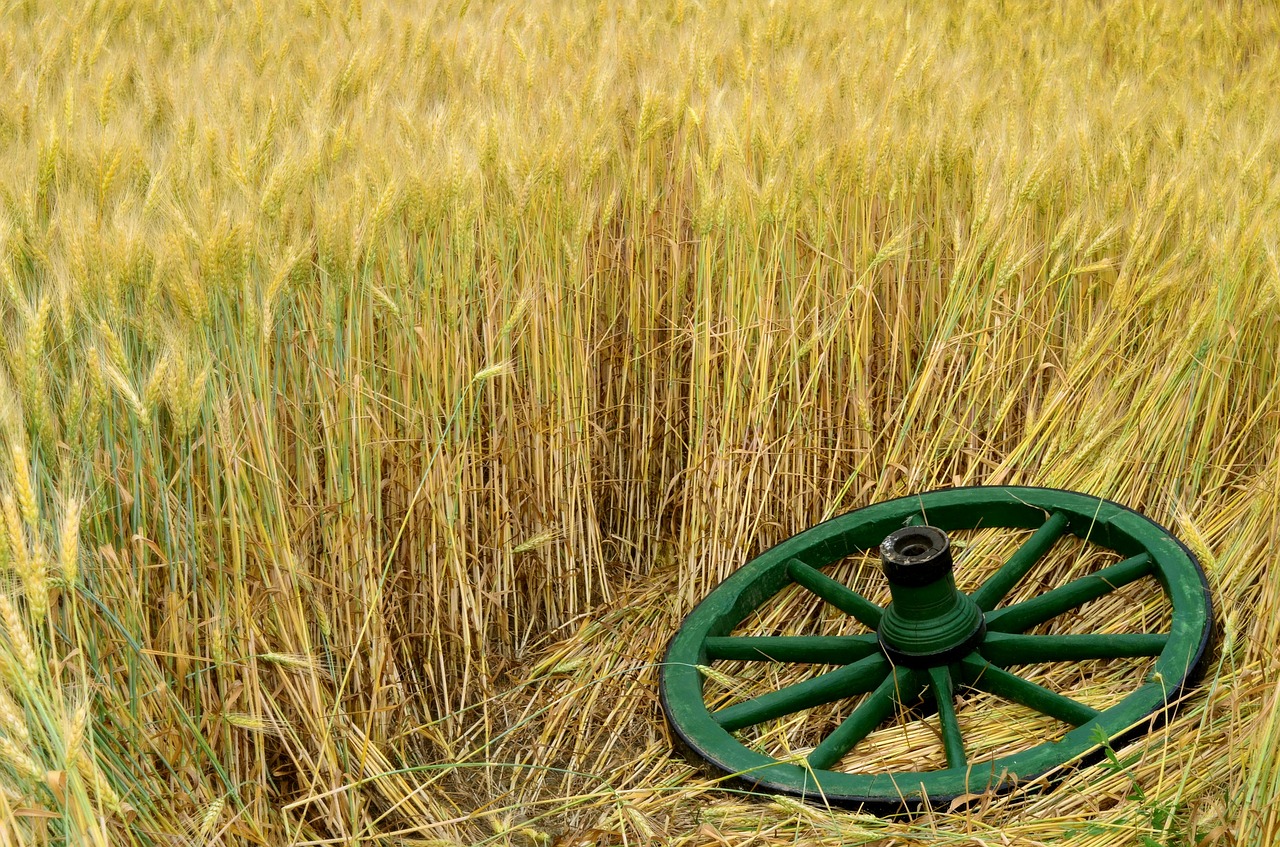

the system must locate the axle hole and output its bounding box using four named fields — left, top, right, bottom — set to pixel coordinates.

left=893, top=533, right=934, bottom=558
